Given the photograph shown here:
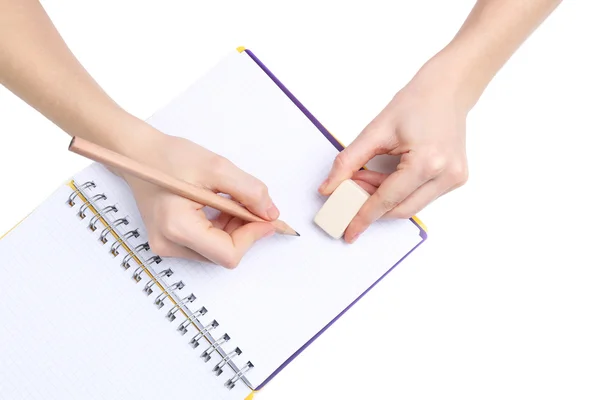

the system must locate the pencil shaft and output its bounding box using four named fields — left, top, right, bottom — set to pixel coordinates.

left=68, top=137, right=297, bottom=236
